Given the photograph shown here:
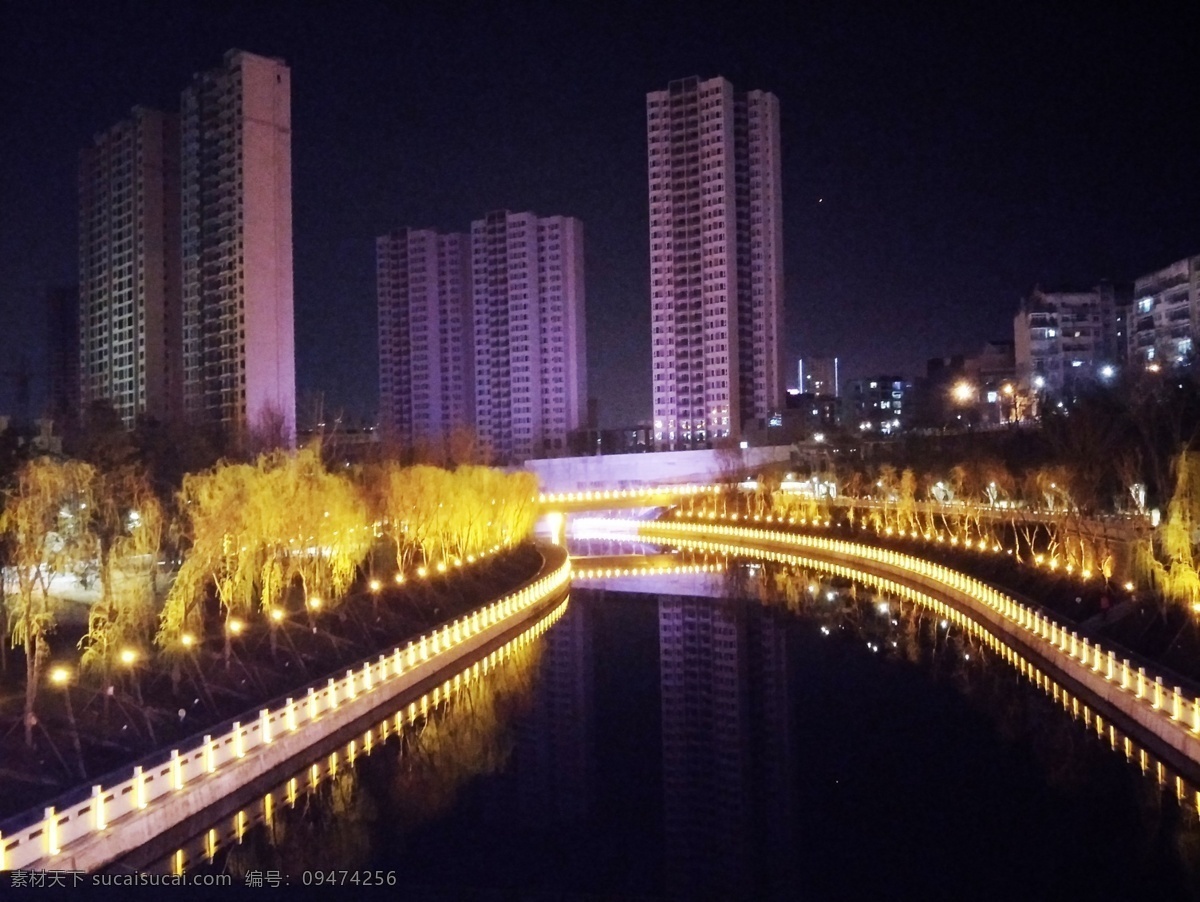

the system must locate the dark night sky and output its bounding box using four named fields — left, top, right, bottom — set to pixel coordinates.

left=1, top=2, right=1196, bottom=427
